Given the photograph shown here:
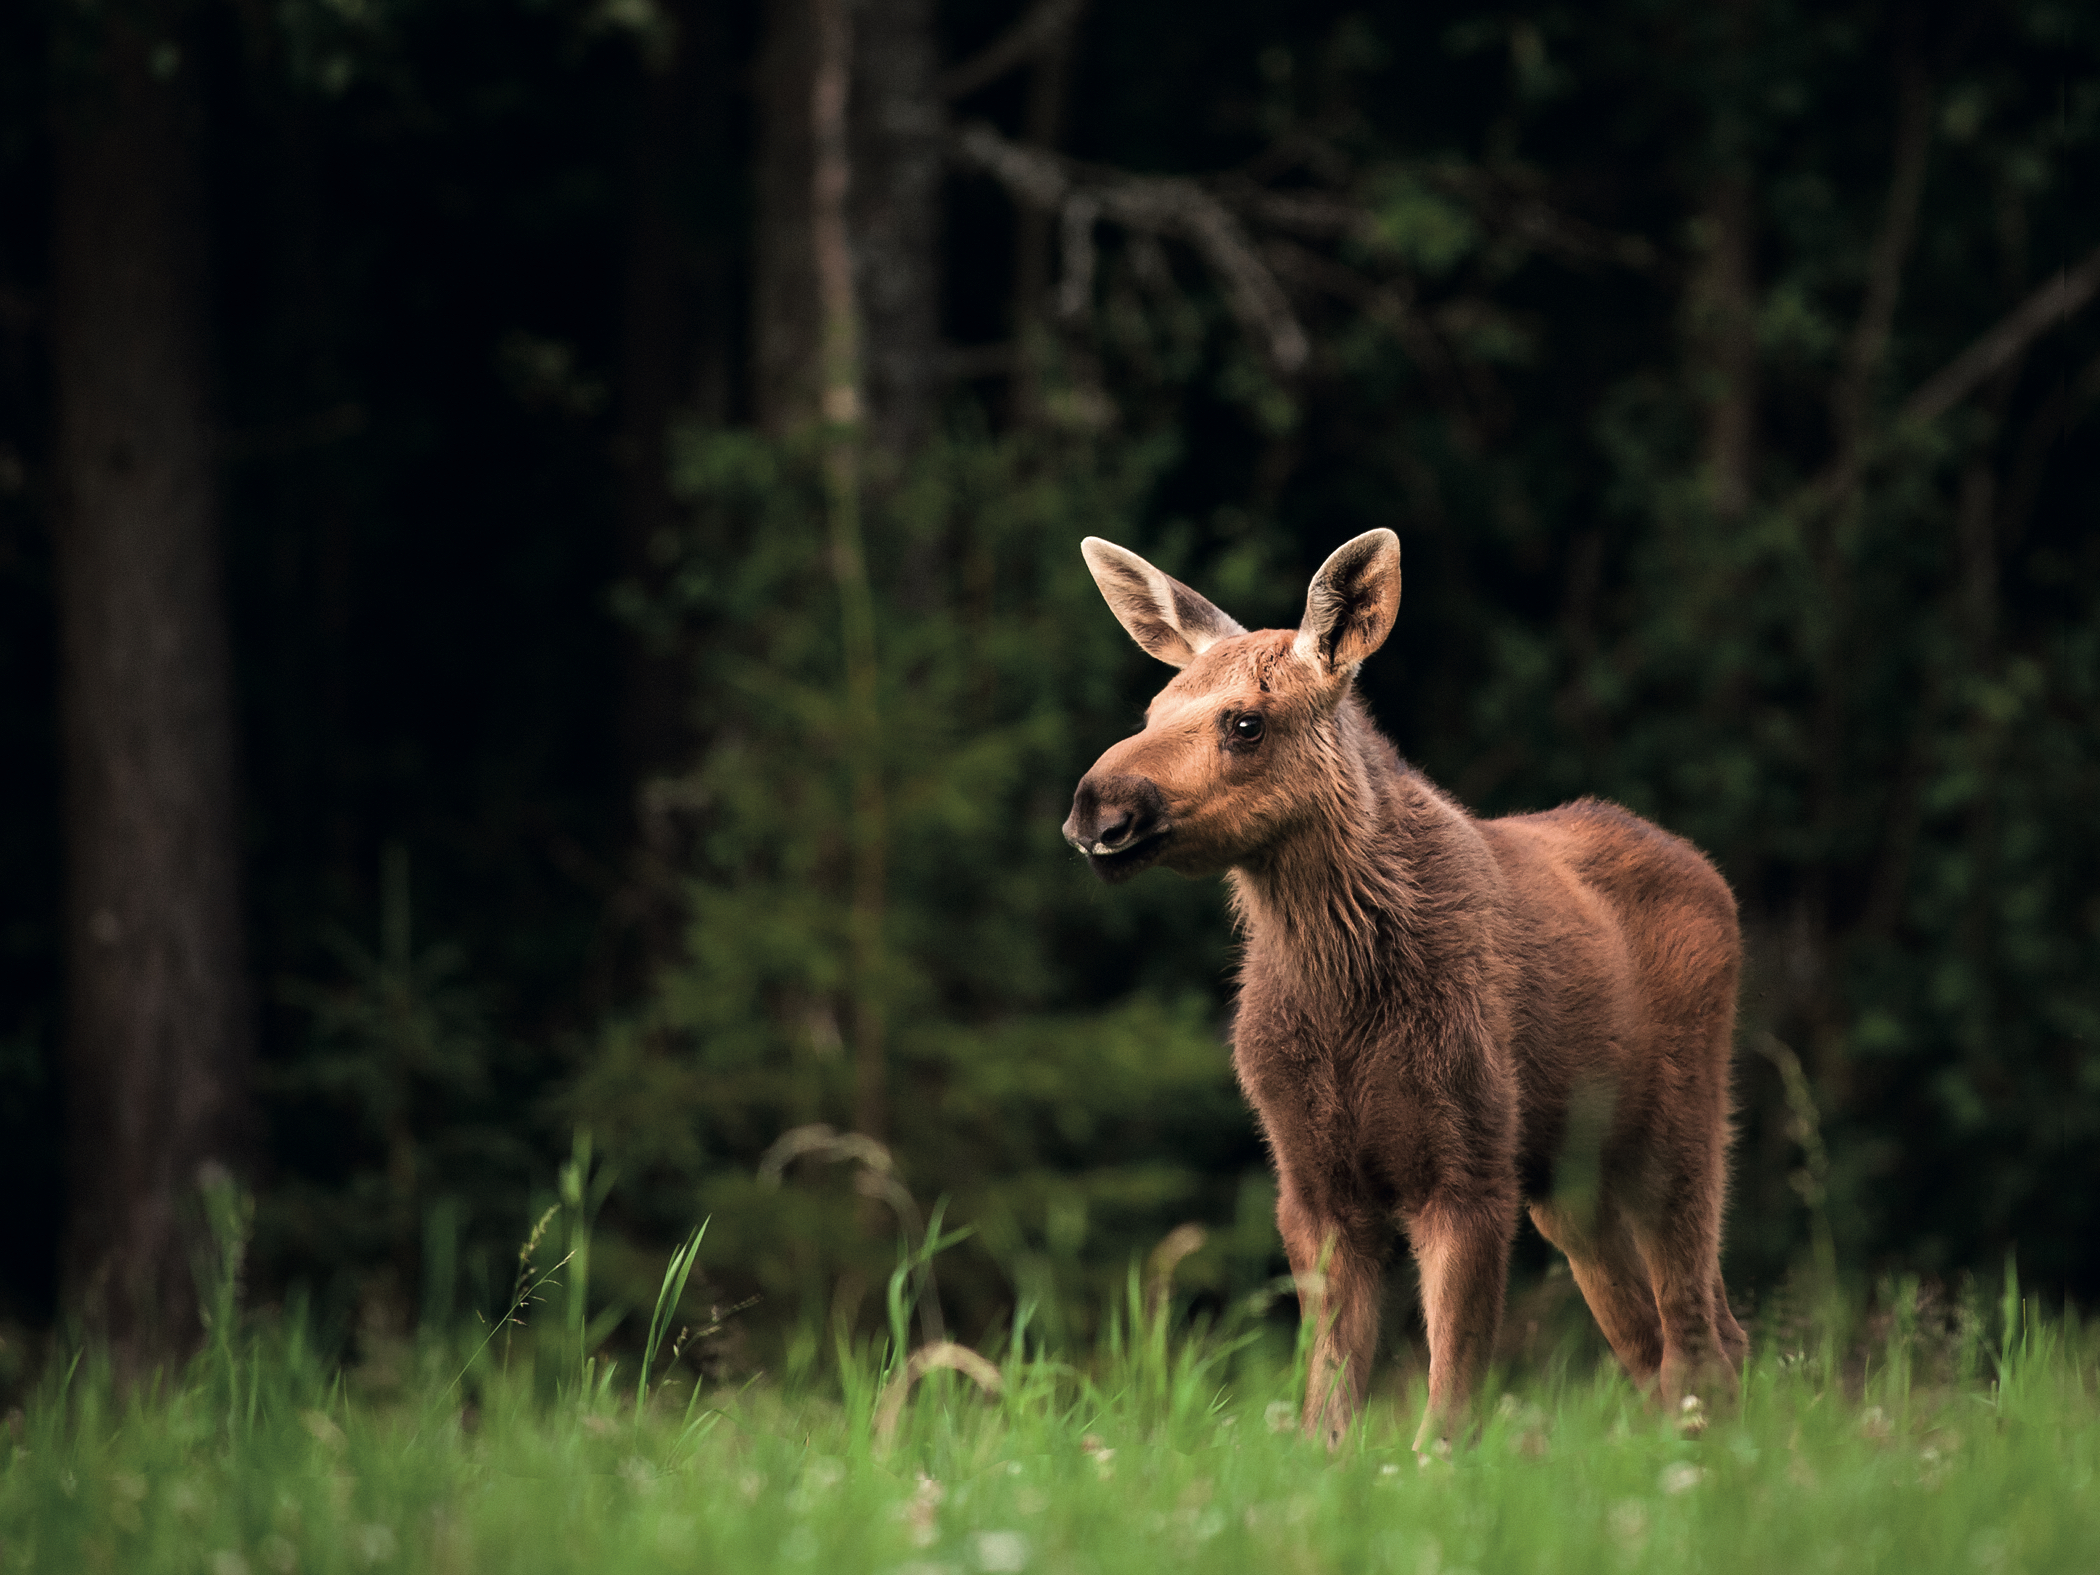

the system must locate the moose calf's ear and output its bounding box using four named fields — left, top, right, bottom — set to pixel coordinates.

left=1081, top=537, right=1246, bottom=669
left=1294, top=529, right=1402, bottom=673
